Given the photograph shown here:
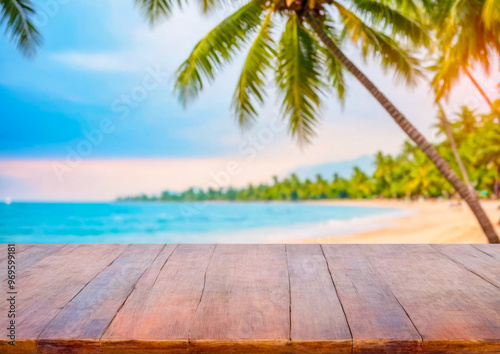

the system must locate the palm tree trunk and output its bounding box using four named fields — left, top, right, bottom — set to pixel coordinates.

left=464, top=68, right=493, bottom=108
left=437, top=101, right=475, bottom=195
left=306, top=14, right=499, bottom=244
